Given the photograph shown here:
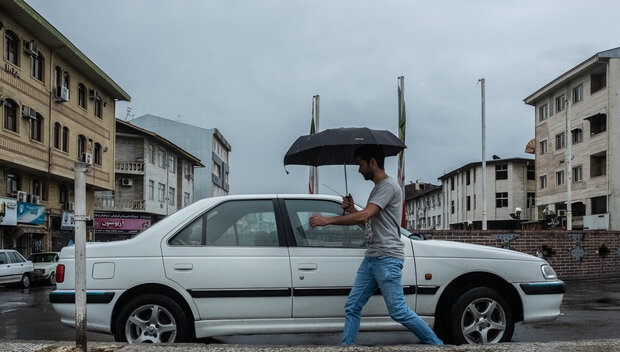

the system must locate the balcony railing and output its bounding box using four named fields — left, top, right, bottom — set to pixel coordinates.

left=94, top=197, right=145, bottom=211
left=116, top=161, right=145, bottom=174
